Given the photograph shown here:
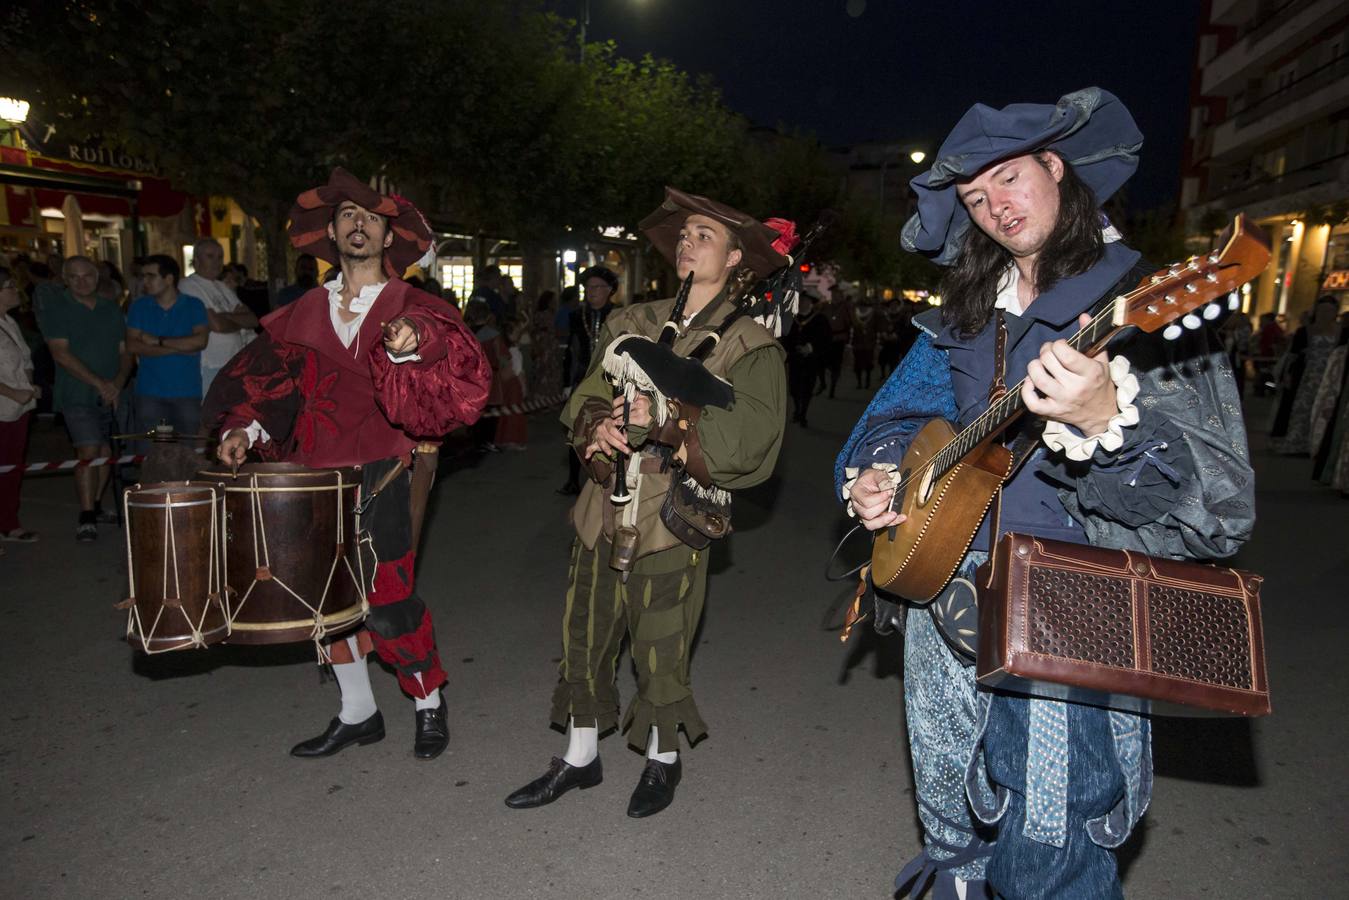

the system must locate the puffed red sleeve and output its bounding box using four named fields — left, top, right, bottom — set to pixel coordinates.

left=368, top=294, right=491, bottom=438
